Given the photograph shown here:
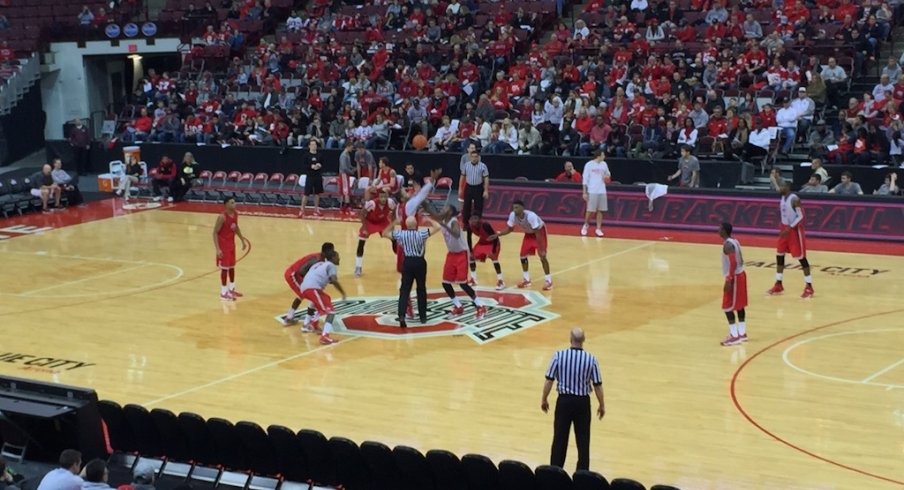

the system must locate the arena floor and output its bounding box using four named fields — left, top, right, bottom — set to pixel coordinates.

left=0, top=200, right=902, bottom=489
